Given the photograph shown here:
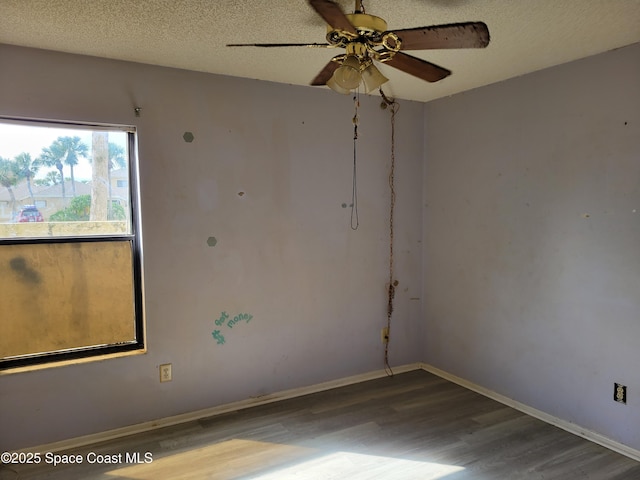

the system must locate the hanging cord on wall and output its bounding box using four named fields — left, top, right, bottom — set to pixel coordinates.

left=351, top=91, right=360, bottom=230
left=380, top=87, right=399, bottom=377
